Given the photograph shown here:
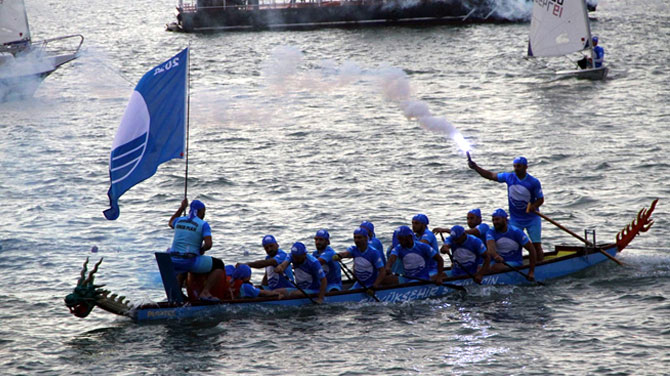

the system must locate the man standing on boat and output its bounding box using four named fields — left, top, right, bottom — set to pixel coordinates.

left=433, top=208, right=491, bottom=245
left=242, top=235, right=295, bottom=290
left=385, top=226, right=444, bottom=285
left=311, top=229, right=343, bottom=291
left=336, top=227, right=387, bottom=290
left=168, top=198, right=227, bottom=300
left=440, top=225, right=489, bottom=283
left=486, top=209, right=537, bottom=280
left=468, top=156, right=545, bottom=261
left=275, top=242, right=328, bottom=304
